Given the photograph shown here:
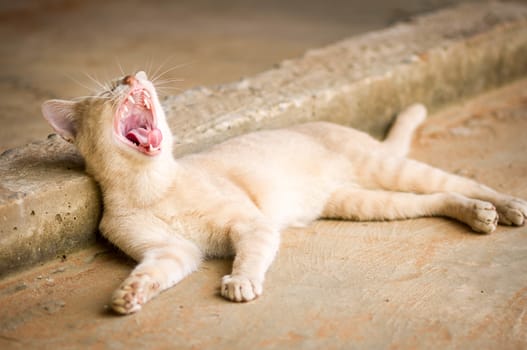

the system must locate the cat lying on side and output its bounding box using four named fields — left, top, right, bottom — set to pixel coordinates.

left=41, top=71, right=527, bottom=314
